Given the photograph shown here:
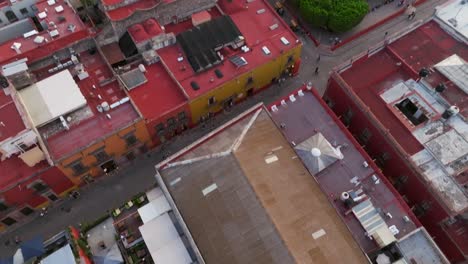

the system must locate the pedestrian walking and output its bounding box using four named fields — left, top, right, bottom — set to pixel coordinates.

left=316, top=55, right=321, bottom=62
left=14, top=236, right=21, bottom=245
left=315, top=67, right=319, bottom=74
